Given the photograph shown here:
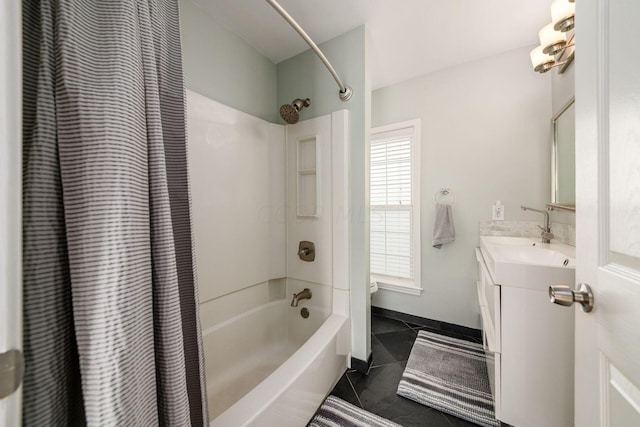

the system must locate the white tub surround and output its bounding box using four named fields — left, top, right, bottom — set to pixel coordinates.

left=187, top=91, right=351, bottom=427
left=285, top=111, right=351, bottom=294
left=283, top=109, right=351, bottom=319
left=187, top=89, right=286, bottom=304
